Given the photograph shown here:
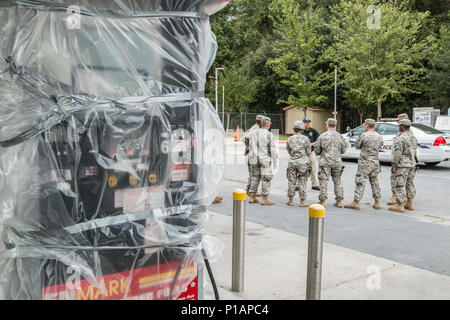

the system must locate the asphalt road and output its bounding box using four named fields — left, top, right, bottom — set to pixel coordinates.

left=209, top=140, right=450, bottom=277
